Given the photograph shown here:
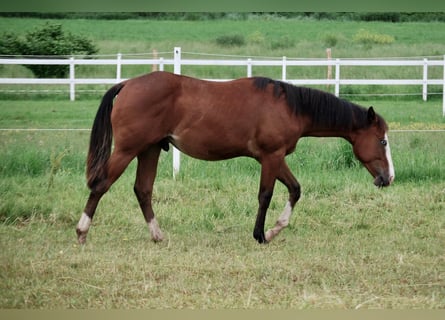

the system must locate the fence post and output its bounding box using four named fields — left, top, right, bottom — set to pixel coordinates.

left=422, top=58, right=428, bottom=101
left=152, top=49, right=158, bottom=72
left=282, top=56, right=287, bottom=81
left=116, top=53, right=122, bottom=83
left=173, top=47, right=181, bottom=178
left=69, top=57, right=75, bottom=101
left=159, top=57, right=164, bottom=71
left=443, top=55, right=445, bottom=116
left=335, top=59, right=340, bottom=97
left=326, top=48, right=332, bottom=90
left=247, top=58, right=252, bottom=77
left=174, top=47, right=181, bottom=75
